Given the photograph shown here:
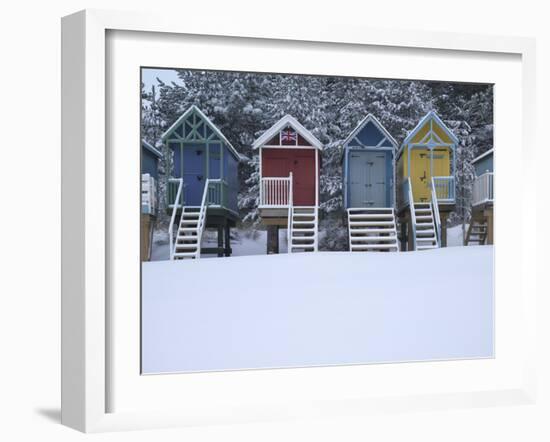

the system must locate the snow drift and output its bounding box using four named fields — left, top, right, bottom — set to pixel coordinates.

left=142, top=246, right=493, bottom=373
